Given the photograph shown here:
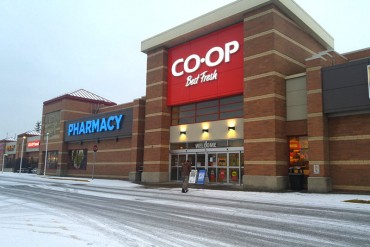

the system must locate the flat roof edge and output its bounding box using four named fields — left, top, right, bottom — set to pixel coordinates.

left=141, top=0, right=270, bottom=53
left=276, top=0, right=334, bottom=50
left=141, top=0, right=334, bottom=53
